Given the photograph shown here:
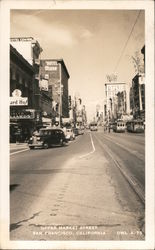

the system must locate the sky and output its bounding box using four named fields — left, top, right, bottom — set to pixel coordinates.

left=10, top=9, right=144, bottom=121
